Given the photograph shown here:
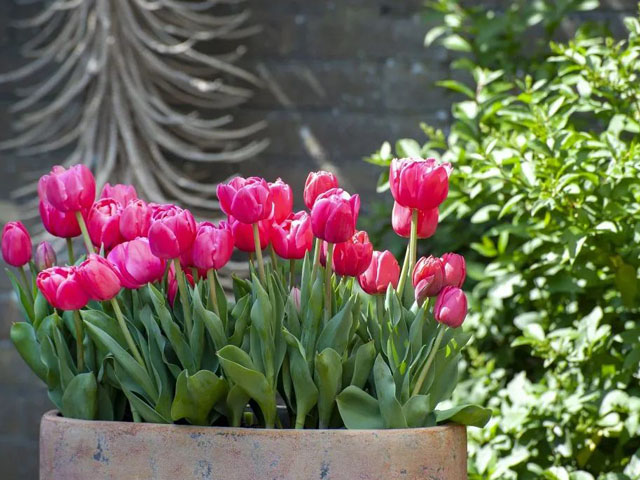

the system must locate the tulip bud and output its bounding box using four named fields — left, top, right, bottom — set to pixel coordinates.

left=36, top=266, right=89, bottom=310
left=434, top=286, right=467, bottom=328
left=290, top=287, right=301, bottom=312
left=148, top=204, right=197, bottom=259
left=331, top=231, right=373, bottom=277
left=230, top=216, right=270, bottom=252
left=412, top=256, right=445, bottom=304
left=390, top=158, right=452, bottom=210
left=35, top=242, right=56, bottom=271
left=358, top=250, right=400, bottom=295
left=40, top=165, right=96, bottom=213
left=192, top=221, right=234, bottom=271
left=87, top=199, right=124, bottom=250
left=271, top=212, right=313, bottom=260
left=77, top=254, right=122, bottom=301
left=269, top=178, right=294, bottom=224
left=391, top=202, right=439, bottom=239
left=304, top=171, right=339, bottom=209
left=119, top=199, right=152, bottom=241
left=216, top=177, right=273, bottom=224
left=39, top=201, right=82, bottom=239
left=107, top=238, right=167, bottom=289
left=100, top=183, right=138, bottom=207
left=1, top=221, right=32, bottom=267
left=167, top=263, right=195, bottom=307
left=310, top=188, right=360, bottom=244
left=441, top=253, right=466, bottom=288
